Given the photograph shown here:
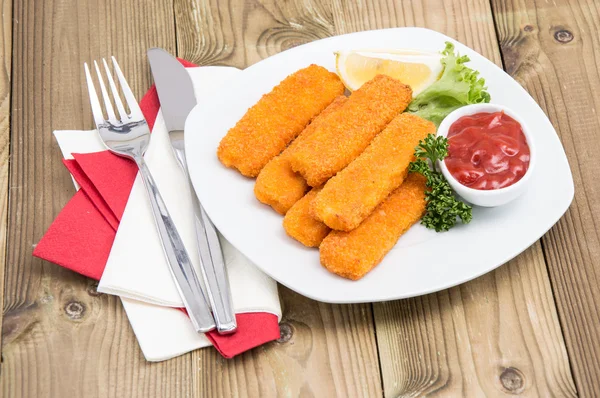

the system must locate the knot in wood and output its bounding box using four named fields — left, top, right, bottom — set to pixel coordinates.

left=523, top=25, right=534, bottom=32
left=87, top=282, right=103, bottom=297
left=282, top=39, right=305, bottom=51
left=277, top=322, right=293, bottom=343
left=500, top=367, right=524, bottom=394
left=64, top=301, right=86, bottom=320
left=554, top=29, right=573, bottom=43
